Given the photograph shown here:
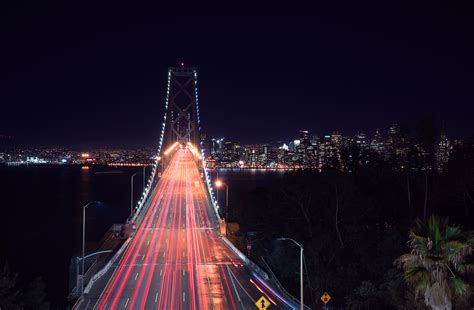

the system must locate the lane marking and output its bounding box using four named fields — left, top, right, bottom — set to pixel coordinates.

left=160, top=269, right=163, bottom=276
left=183, top=292, right=186, bottom=302
left=135, top=272, right=139, bottom=280
left=155, top=292, right=158, bottom=303
left=226, top=265, right=244, bottom=308
left=228, top=266, right=256, bottom=303
left=124, top=298, right=129, bottom=308
left=183, top=270, right=185, bottom=276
